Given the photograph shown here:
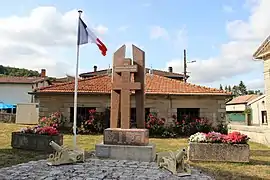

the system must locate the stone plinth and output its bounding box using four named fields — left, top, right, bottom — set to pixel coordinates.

left=188, top=142, right=250, bottom=163
left=104, top=128, right=149, bottom=146
left=95, top=143, right=156, bottom=162
left=11, top=132, right=63, bottom=153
